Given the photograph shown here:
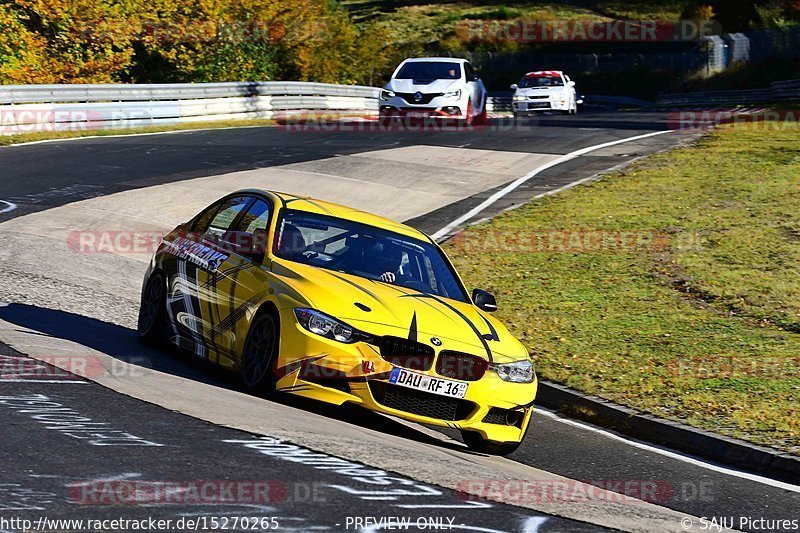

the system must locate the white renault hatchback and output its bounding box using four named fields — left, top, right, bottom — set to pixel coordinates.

left=379, top=57, right=488, bottom=125
left=511, top=70, right=578, bottom=116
